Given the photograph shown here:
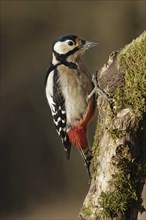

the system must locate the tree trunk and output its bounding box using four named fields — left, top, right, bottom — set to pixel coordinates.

left=78, top=31, right=146, bottom=220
